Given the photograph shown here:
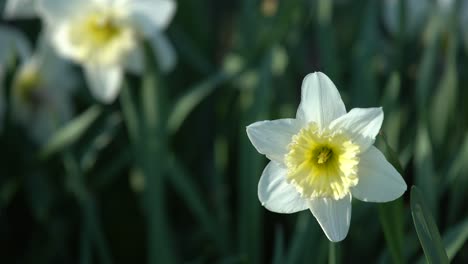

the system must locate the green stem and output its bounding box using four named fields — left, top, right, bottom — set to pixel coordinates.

left=328, top=242, right=336, bottom=264
left=62, top=151, right=112, bottom=264
left=238, top=51, right=272, bottom=263
left=119, top=44, right=175, bottom=264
